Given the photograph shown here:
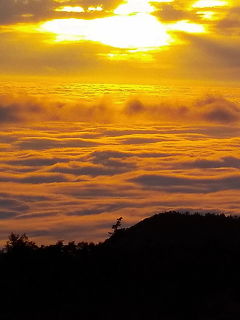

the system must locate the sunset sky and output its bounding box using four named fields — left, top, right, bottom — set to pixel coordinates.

left=0, top=0, right=240, bottom=82
left=0, top=0, right=240, bottom=244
